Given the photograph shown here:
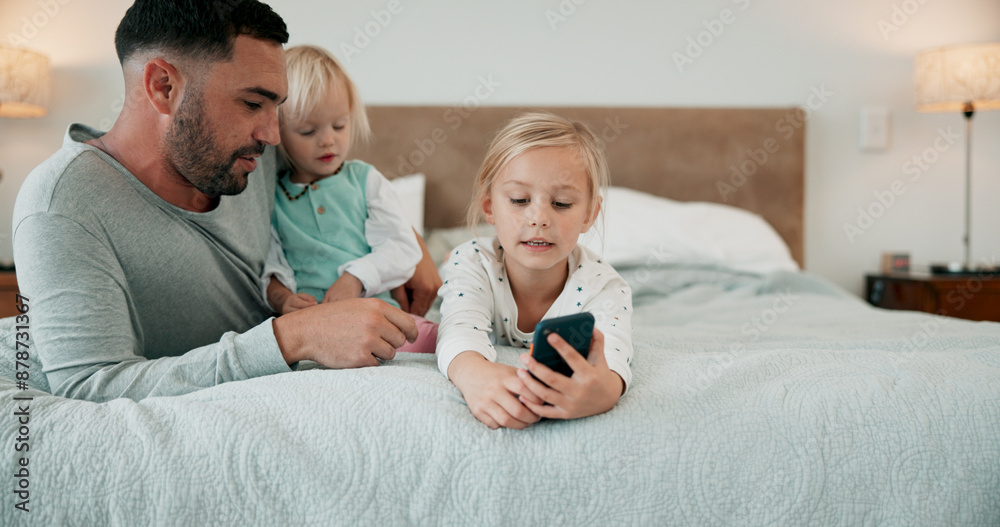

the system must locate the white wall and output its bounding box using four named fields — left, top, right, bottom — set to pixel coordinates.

left=2, top=0, right=998, bottom=296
